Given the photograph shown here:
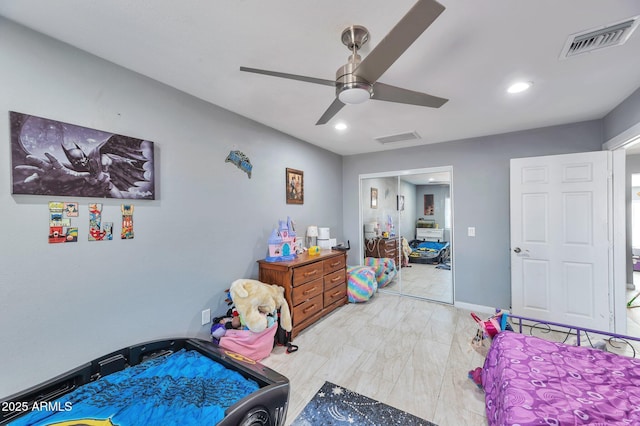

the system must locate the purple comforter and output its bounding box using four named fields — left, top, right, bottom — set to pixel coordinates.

left=483, top=331, right=640, bottom=425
